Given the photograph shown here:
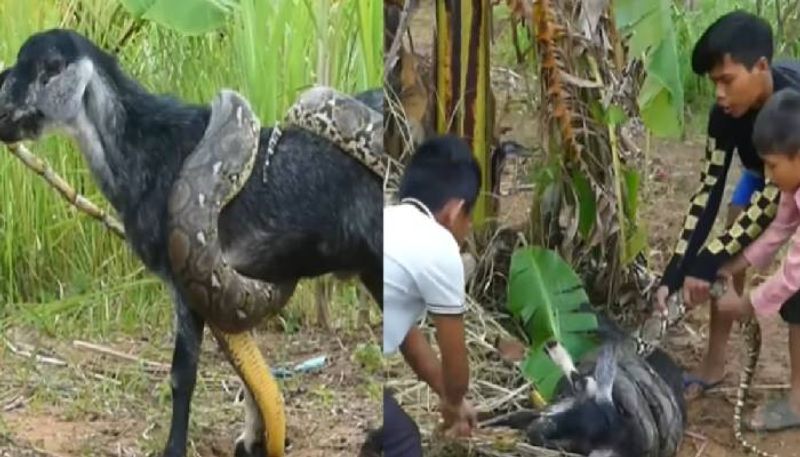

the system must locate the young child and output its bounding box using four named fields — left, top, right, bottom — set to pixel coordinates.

left=383, top=135, right=480, bottom=455
left=652, top=11, right=800, bottom=400
left=715, top=87, right=800, bottom=432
